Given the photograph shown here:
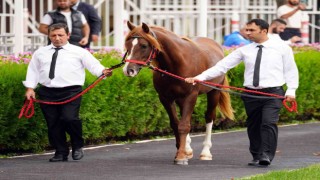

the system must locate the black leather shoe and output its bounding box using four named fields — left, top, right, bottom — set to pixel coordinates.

left=259, top=156, right=271, bottom=166
left=248, top=159, right=259, bottom=166
left=49, top=154, right=68, bottom=162
left=72, top=148, right=84, bottom=160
